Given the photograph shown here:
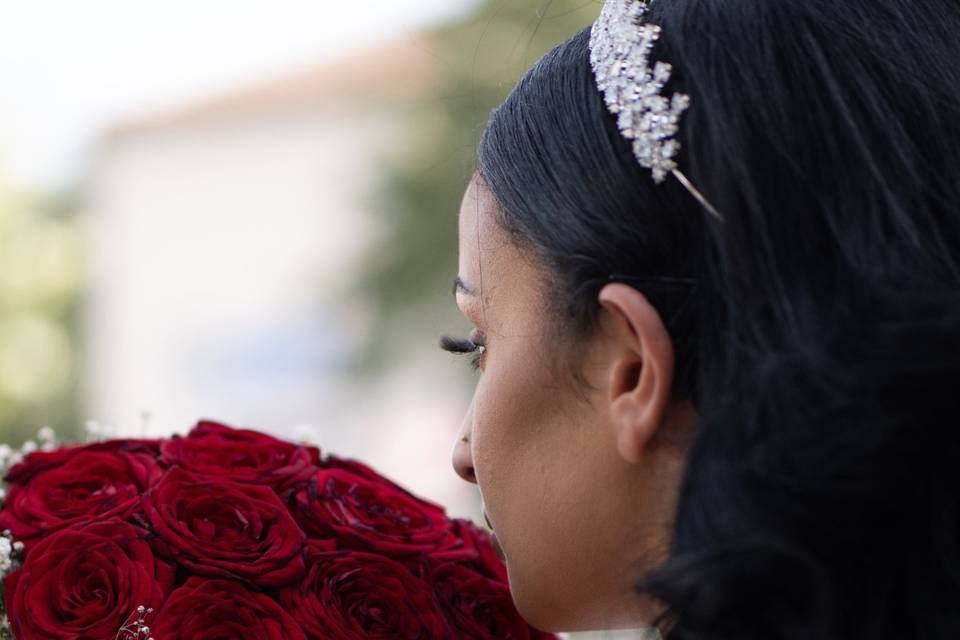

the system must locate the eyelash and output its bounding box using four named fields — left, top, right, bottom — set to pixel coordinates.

left=438, top=332, right=487, bottom=371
